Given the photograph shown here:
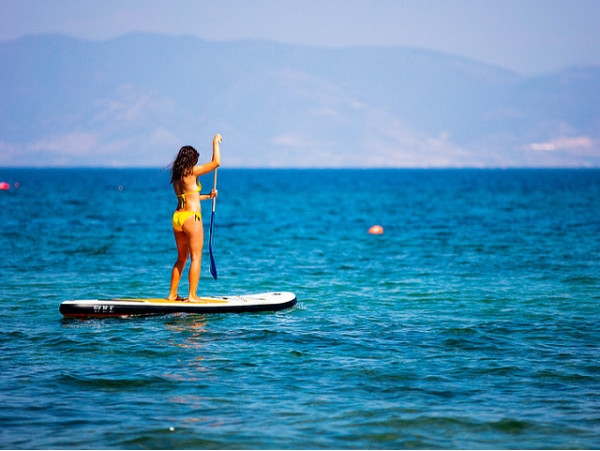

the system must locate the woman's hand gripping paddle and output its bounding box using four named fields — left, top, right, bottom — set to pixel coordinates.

left=209, top=168, right=218, bottom=280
